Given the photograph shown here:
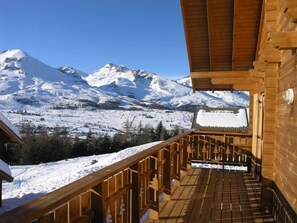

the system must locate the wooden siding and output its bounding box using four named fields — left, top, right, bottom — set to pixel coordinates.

left=274, top=0, right=297, bottom=213
left=252, top=0, right=278, bottom=183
